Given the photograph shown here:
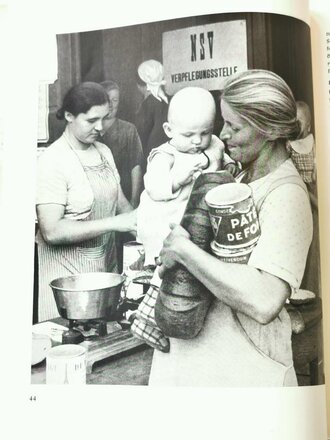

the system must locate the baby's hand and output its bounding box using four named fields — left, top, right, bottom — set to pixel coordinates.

left=173, top=164, right=201, bottom=190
